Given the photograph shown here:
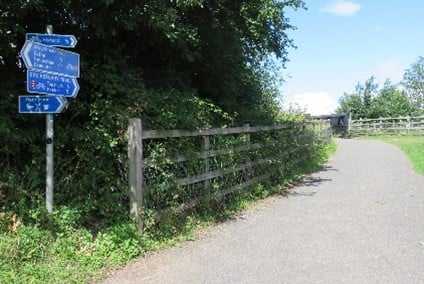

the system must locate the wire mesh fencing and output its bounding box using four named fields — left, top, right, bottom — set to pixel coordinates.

left=128, top=119, right=332, bottom=222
